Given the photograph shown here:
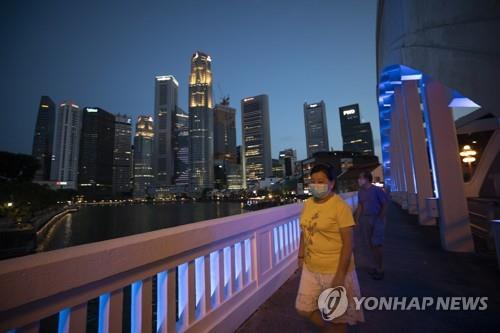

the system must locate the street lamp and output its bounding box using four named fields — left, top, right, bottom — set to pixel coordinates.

left=460, top=144, right=477, bottom=176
